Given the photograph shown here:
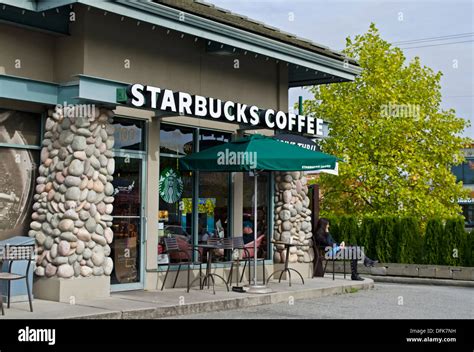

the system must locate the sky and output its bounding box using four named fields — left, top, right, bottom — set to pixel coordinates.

left=208, top=0, right=474, bottom=138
